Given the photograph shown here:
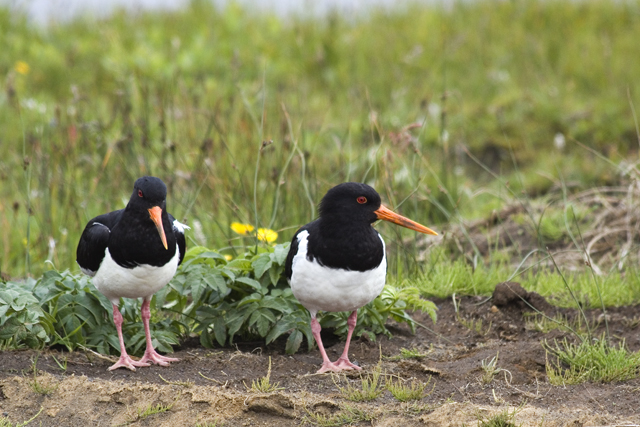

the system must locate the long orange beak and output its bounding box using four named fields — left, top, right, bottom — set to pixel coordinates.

left=374, top=204, right=438, bottom=235
left=148, top=206, right=169, bottom=249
